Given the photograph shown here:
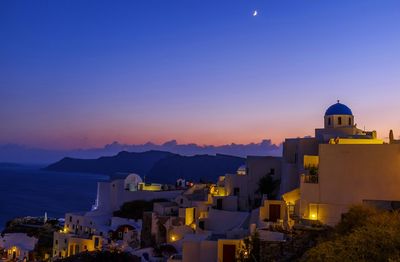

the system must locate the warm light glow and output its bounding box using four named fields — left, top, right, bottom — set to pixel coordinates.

left=170, top=235, right=176, bottom=241
left=60, top=227, right=68, bottom=233
left=210, top=185, right=226, bottom=196
left=310, top=213, right=317, bottom=220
